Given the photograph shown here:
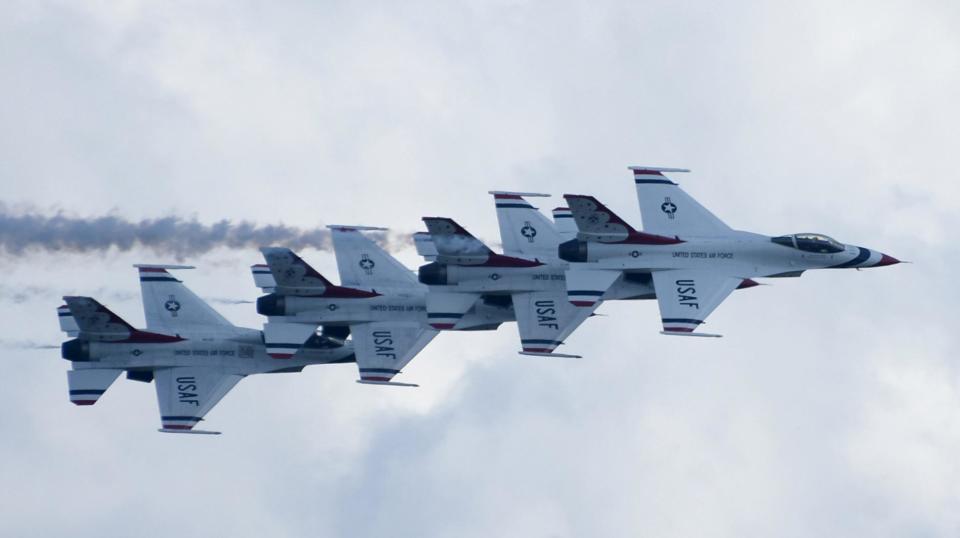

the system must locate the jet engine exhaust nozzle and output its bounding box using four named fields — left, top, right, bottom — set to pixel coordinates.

left=418, top=262, right=448, bottom=286
left=256, top=293, right=287, bottom=316
left=61, top=338, right=91, bottom=362
left=558, top=239, right=588, bottom=263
